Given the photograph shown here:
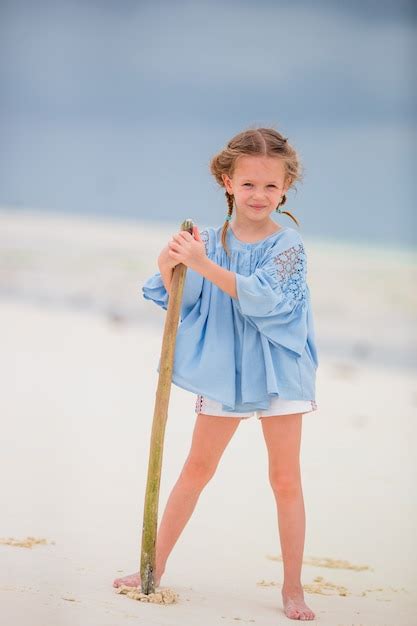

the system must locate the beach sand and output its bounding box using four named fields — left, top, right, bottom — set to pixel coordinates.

left=1, top=208, right=416, bottom=625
